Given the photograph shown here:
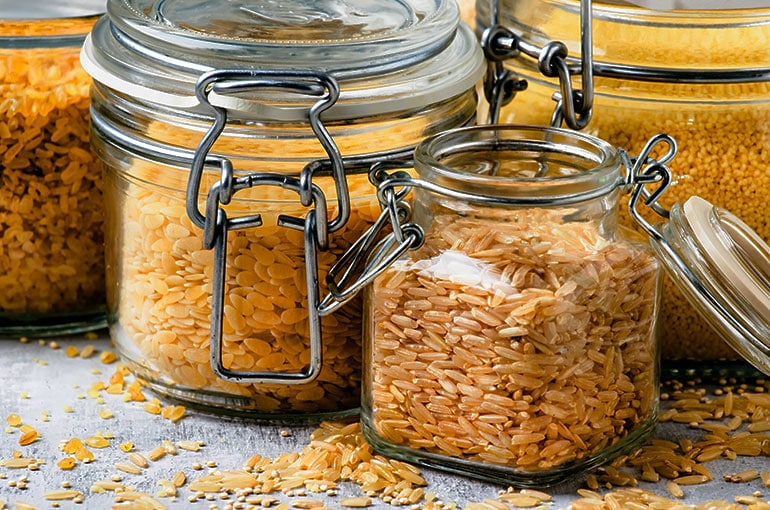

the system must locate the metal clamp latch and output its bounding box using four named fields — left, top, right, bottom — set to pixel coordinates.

left=481, top=0, right=594, bottom=129
left=186, top=69, right=344, bottom=385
